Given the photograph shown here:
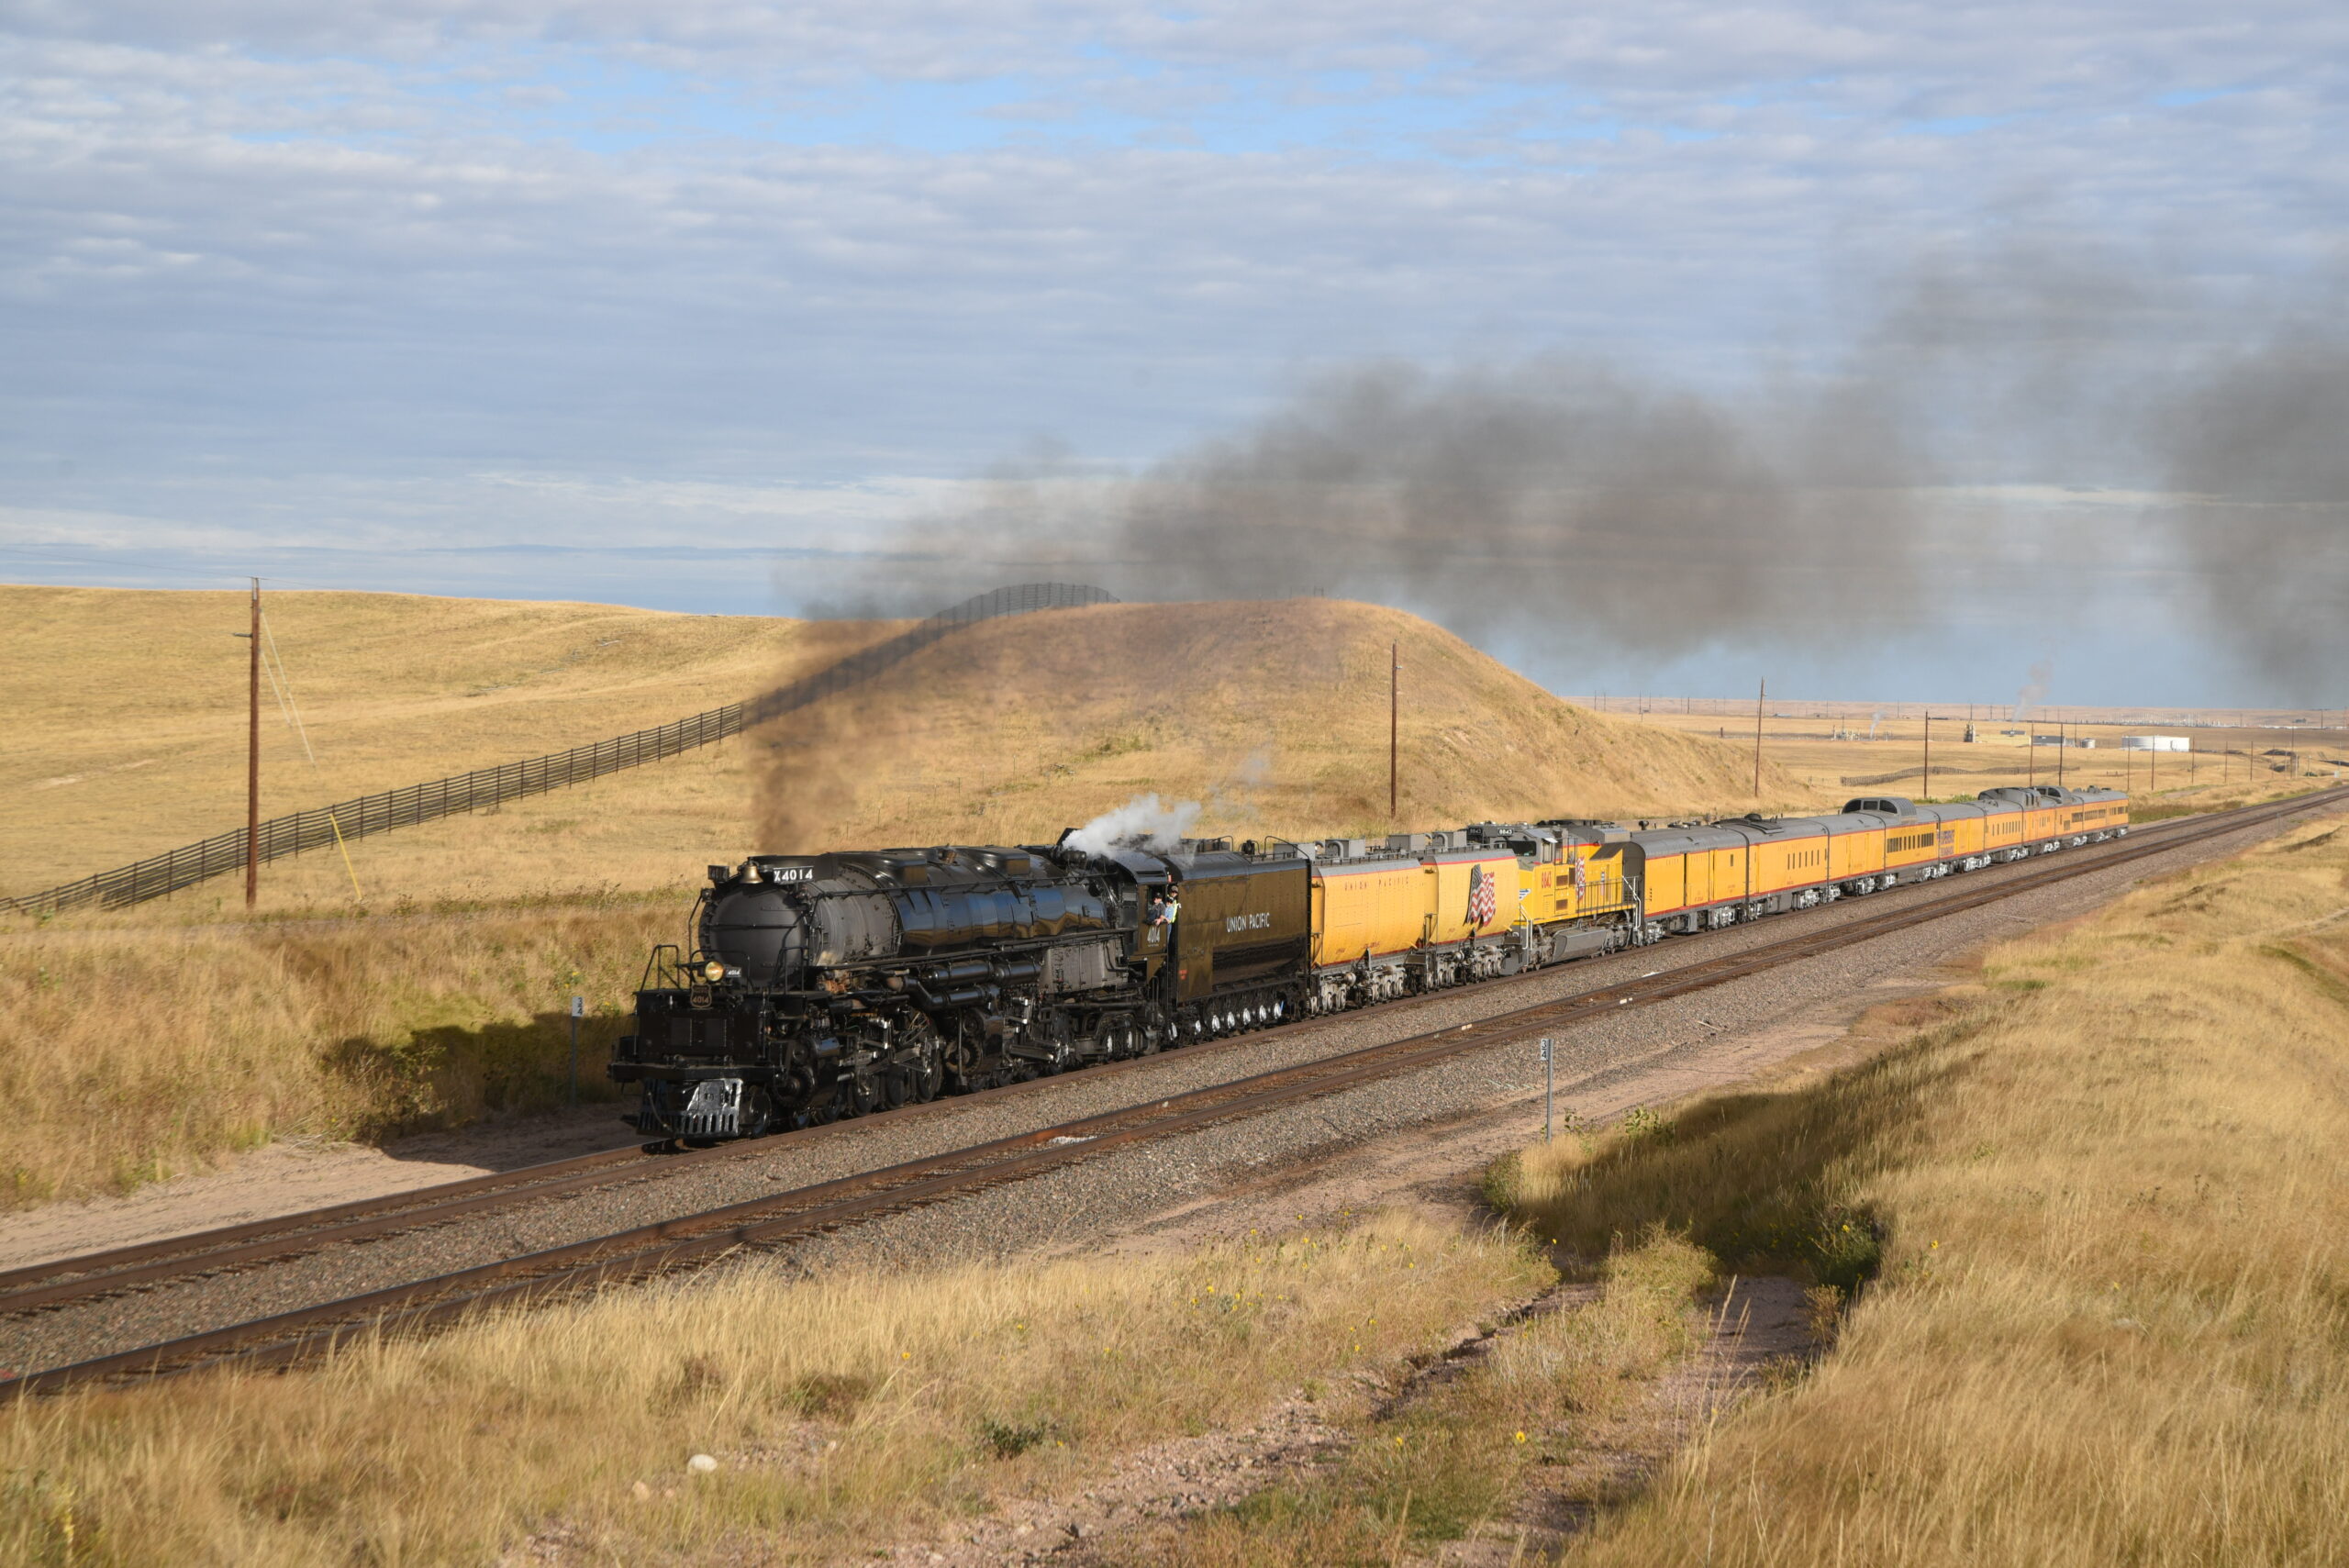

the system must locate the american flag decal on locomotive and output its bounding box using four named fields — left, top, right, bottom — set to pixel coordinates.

left=1468, top=863, right=1497, bottom=925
